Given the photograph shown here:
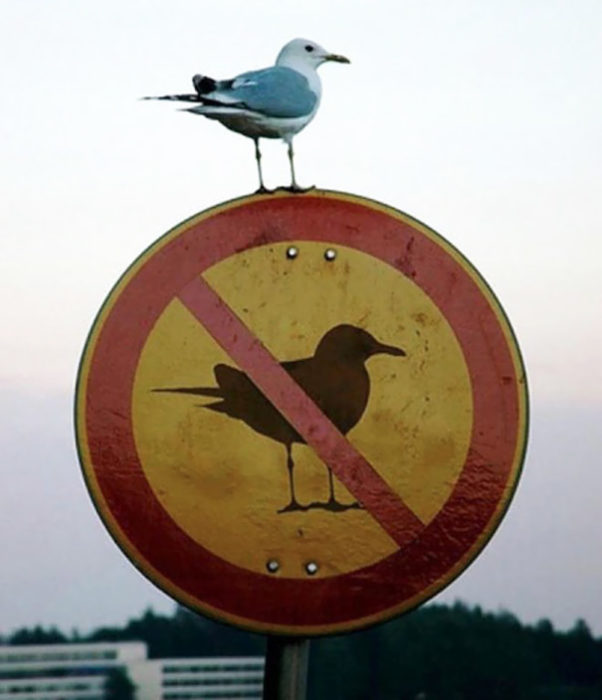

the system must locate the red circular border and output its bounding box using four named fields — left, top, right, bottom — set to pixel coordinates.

left=78, top=193, right=526, bottom=634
